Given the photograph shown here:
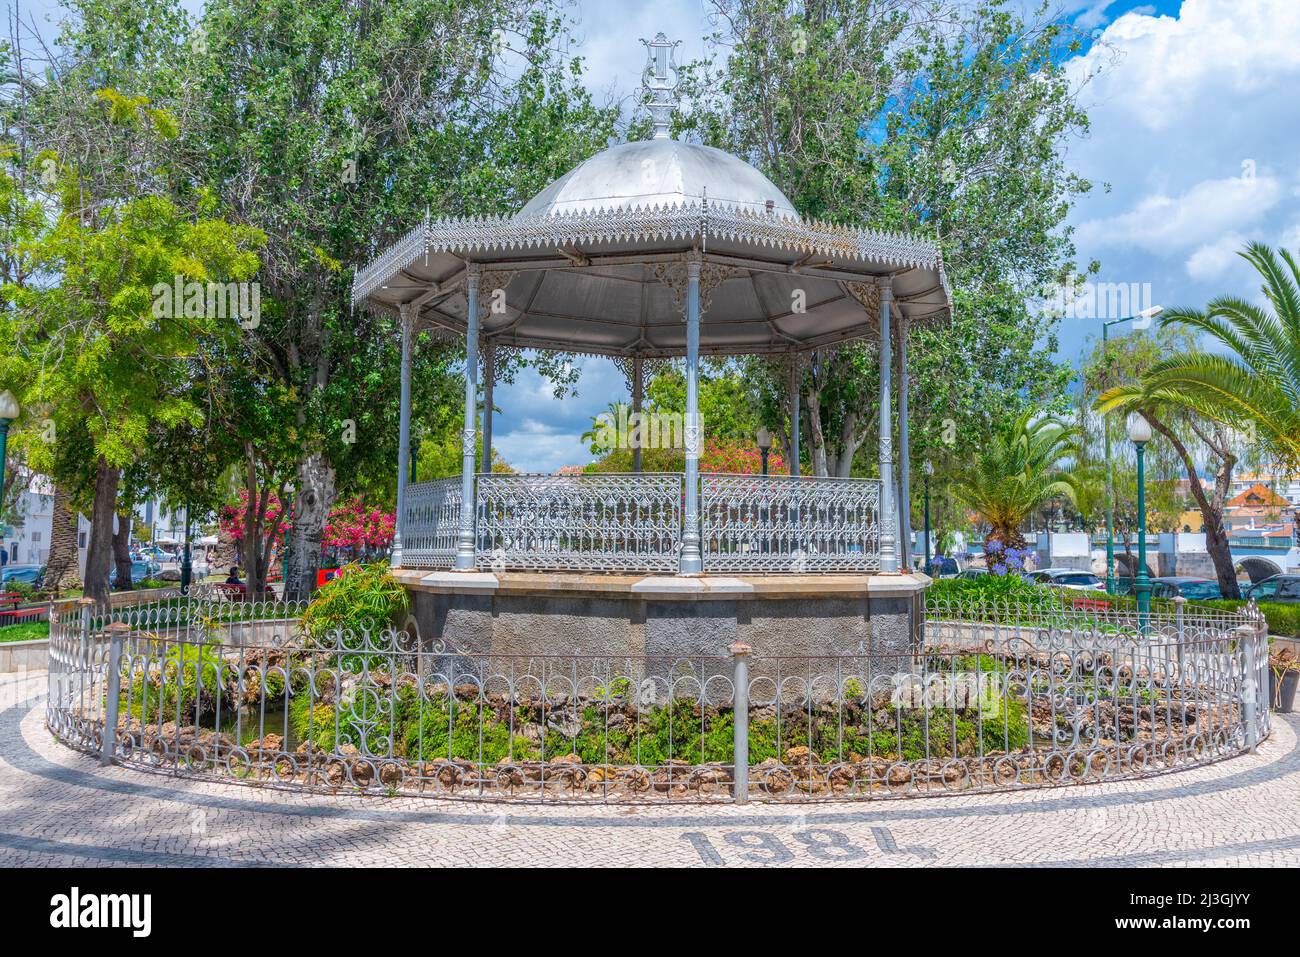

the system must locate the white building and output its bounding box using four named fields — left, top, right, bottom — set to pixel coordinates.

left=2, top=474, right=54, bottom=566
